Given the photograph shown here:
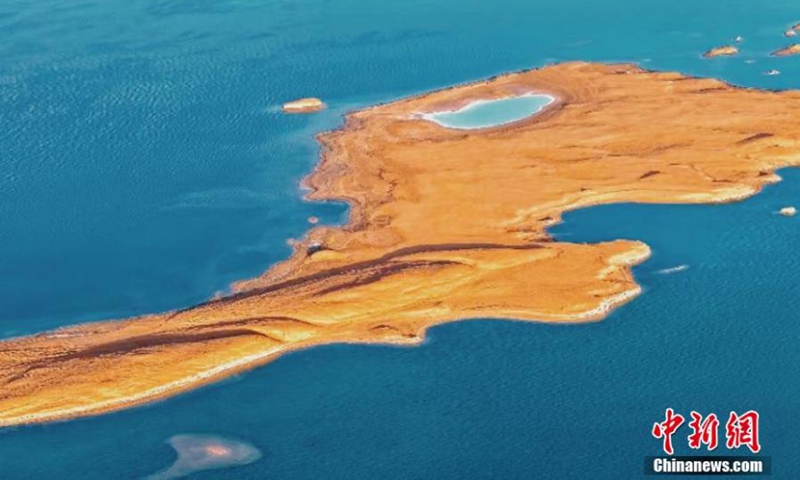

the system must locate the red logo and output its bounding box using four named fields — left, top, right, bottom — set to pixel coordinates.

left=688, top=411, right=719, bottom=451
left=652, top=408, right=684, bottom=455
left=653, top=409, right=760, bottom=455
left=726, top=411, right=761, bottom=453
